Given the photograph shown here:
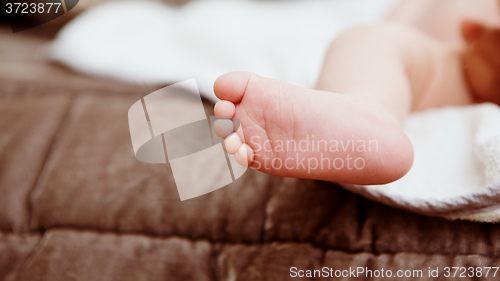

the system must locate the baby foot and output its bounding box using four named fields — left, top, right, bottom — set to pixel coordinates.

left=213, top=72, right=414, bottom=184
